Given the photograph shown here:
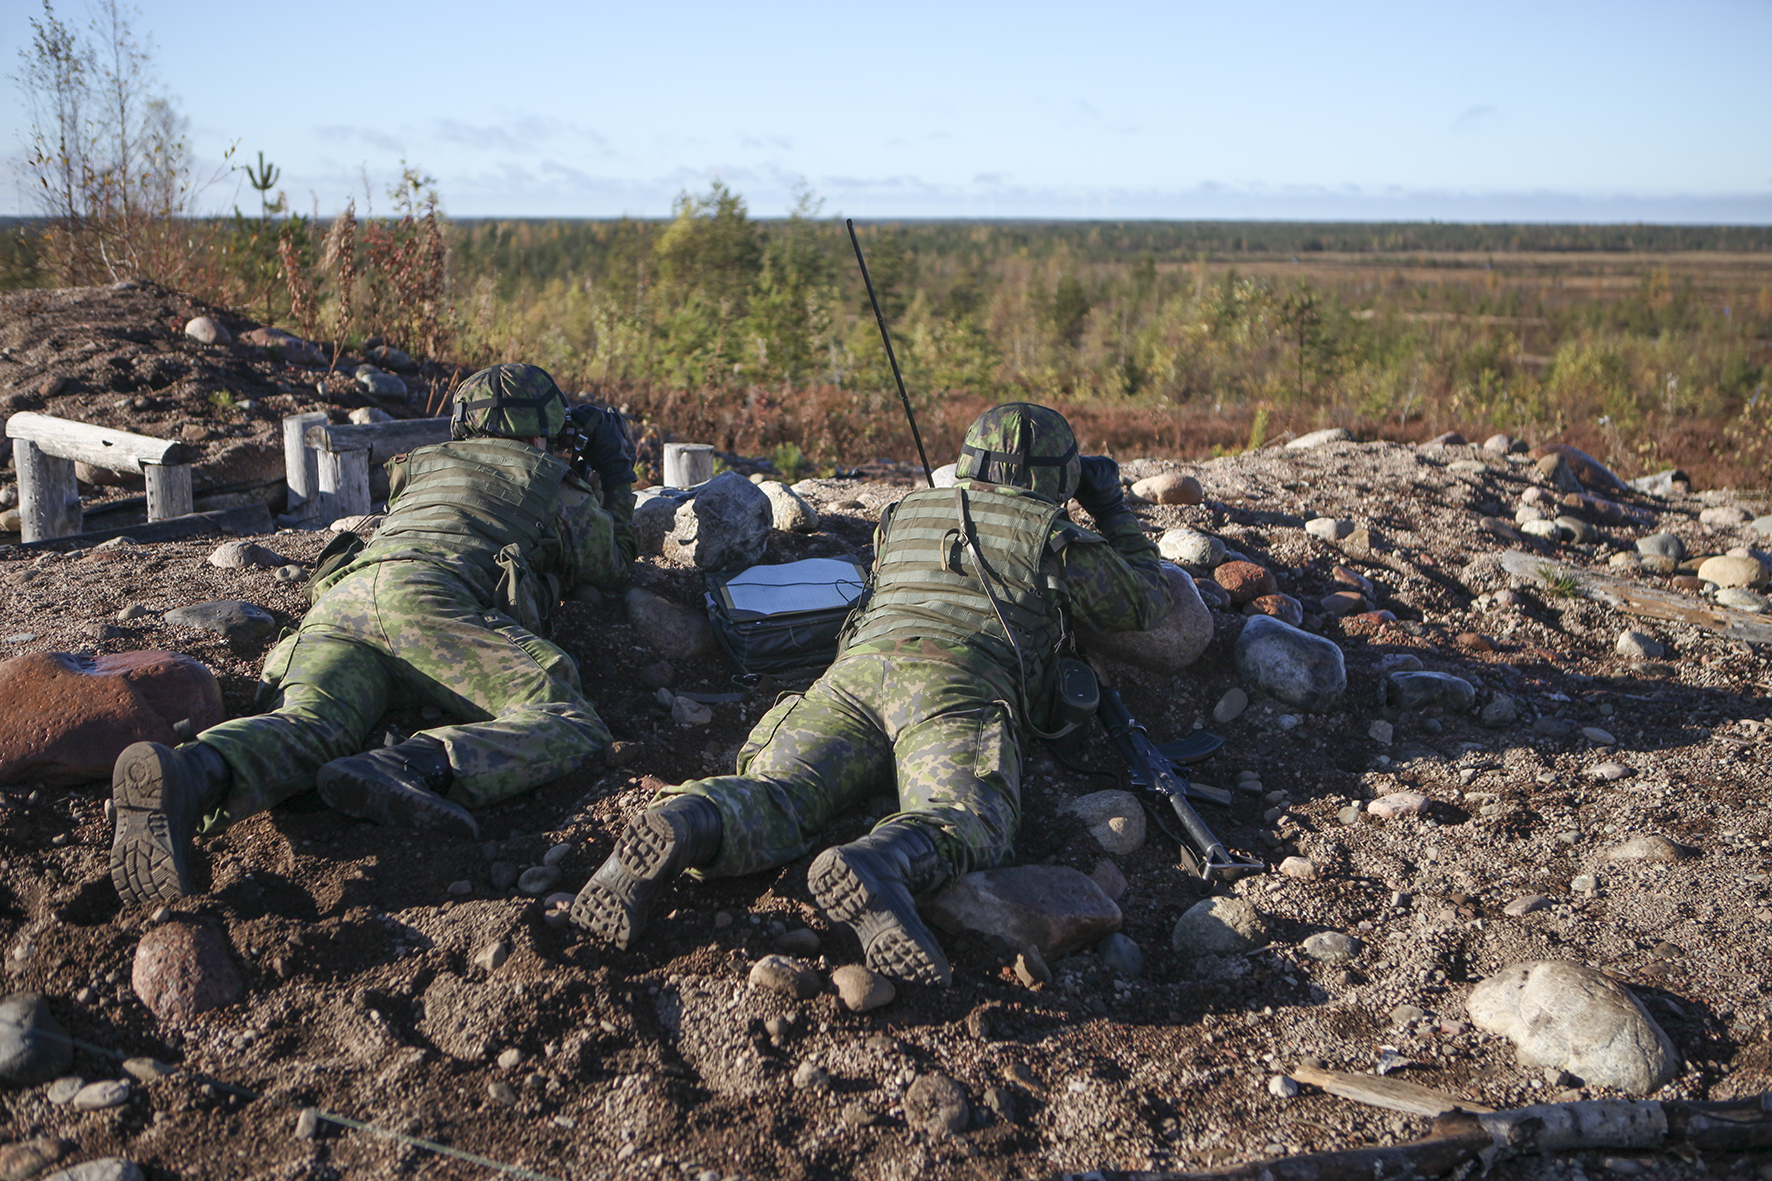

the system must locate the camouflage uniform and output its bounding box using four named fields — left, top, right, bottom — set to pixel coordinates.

left=658, top=481, right=1169, bottom=880
left=195, top=437, right=636, bottom=830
